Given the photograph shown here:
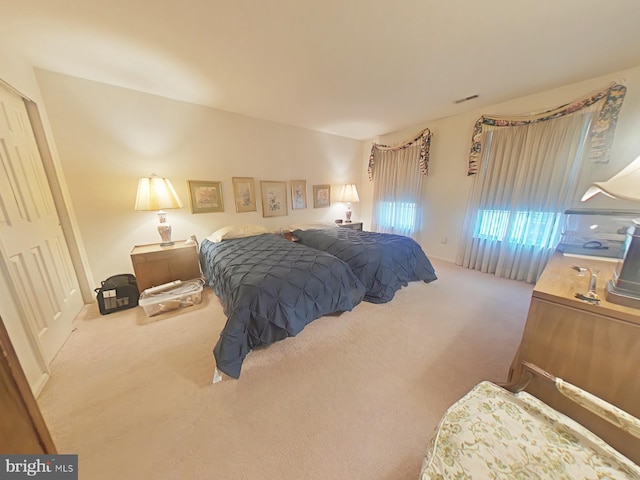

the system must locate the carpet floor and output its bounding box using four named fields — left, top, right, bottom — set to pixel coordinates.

left=37, top=258, right=533, bottom=480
